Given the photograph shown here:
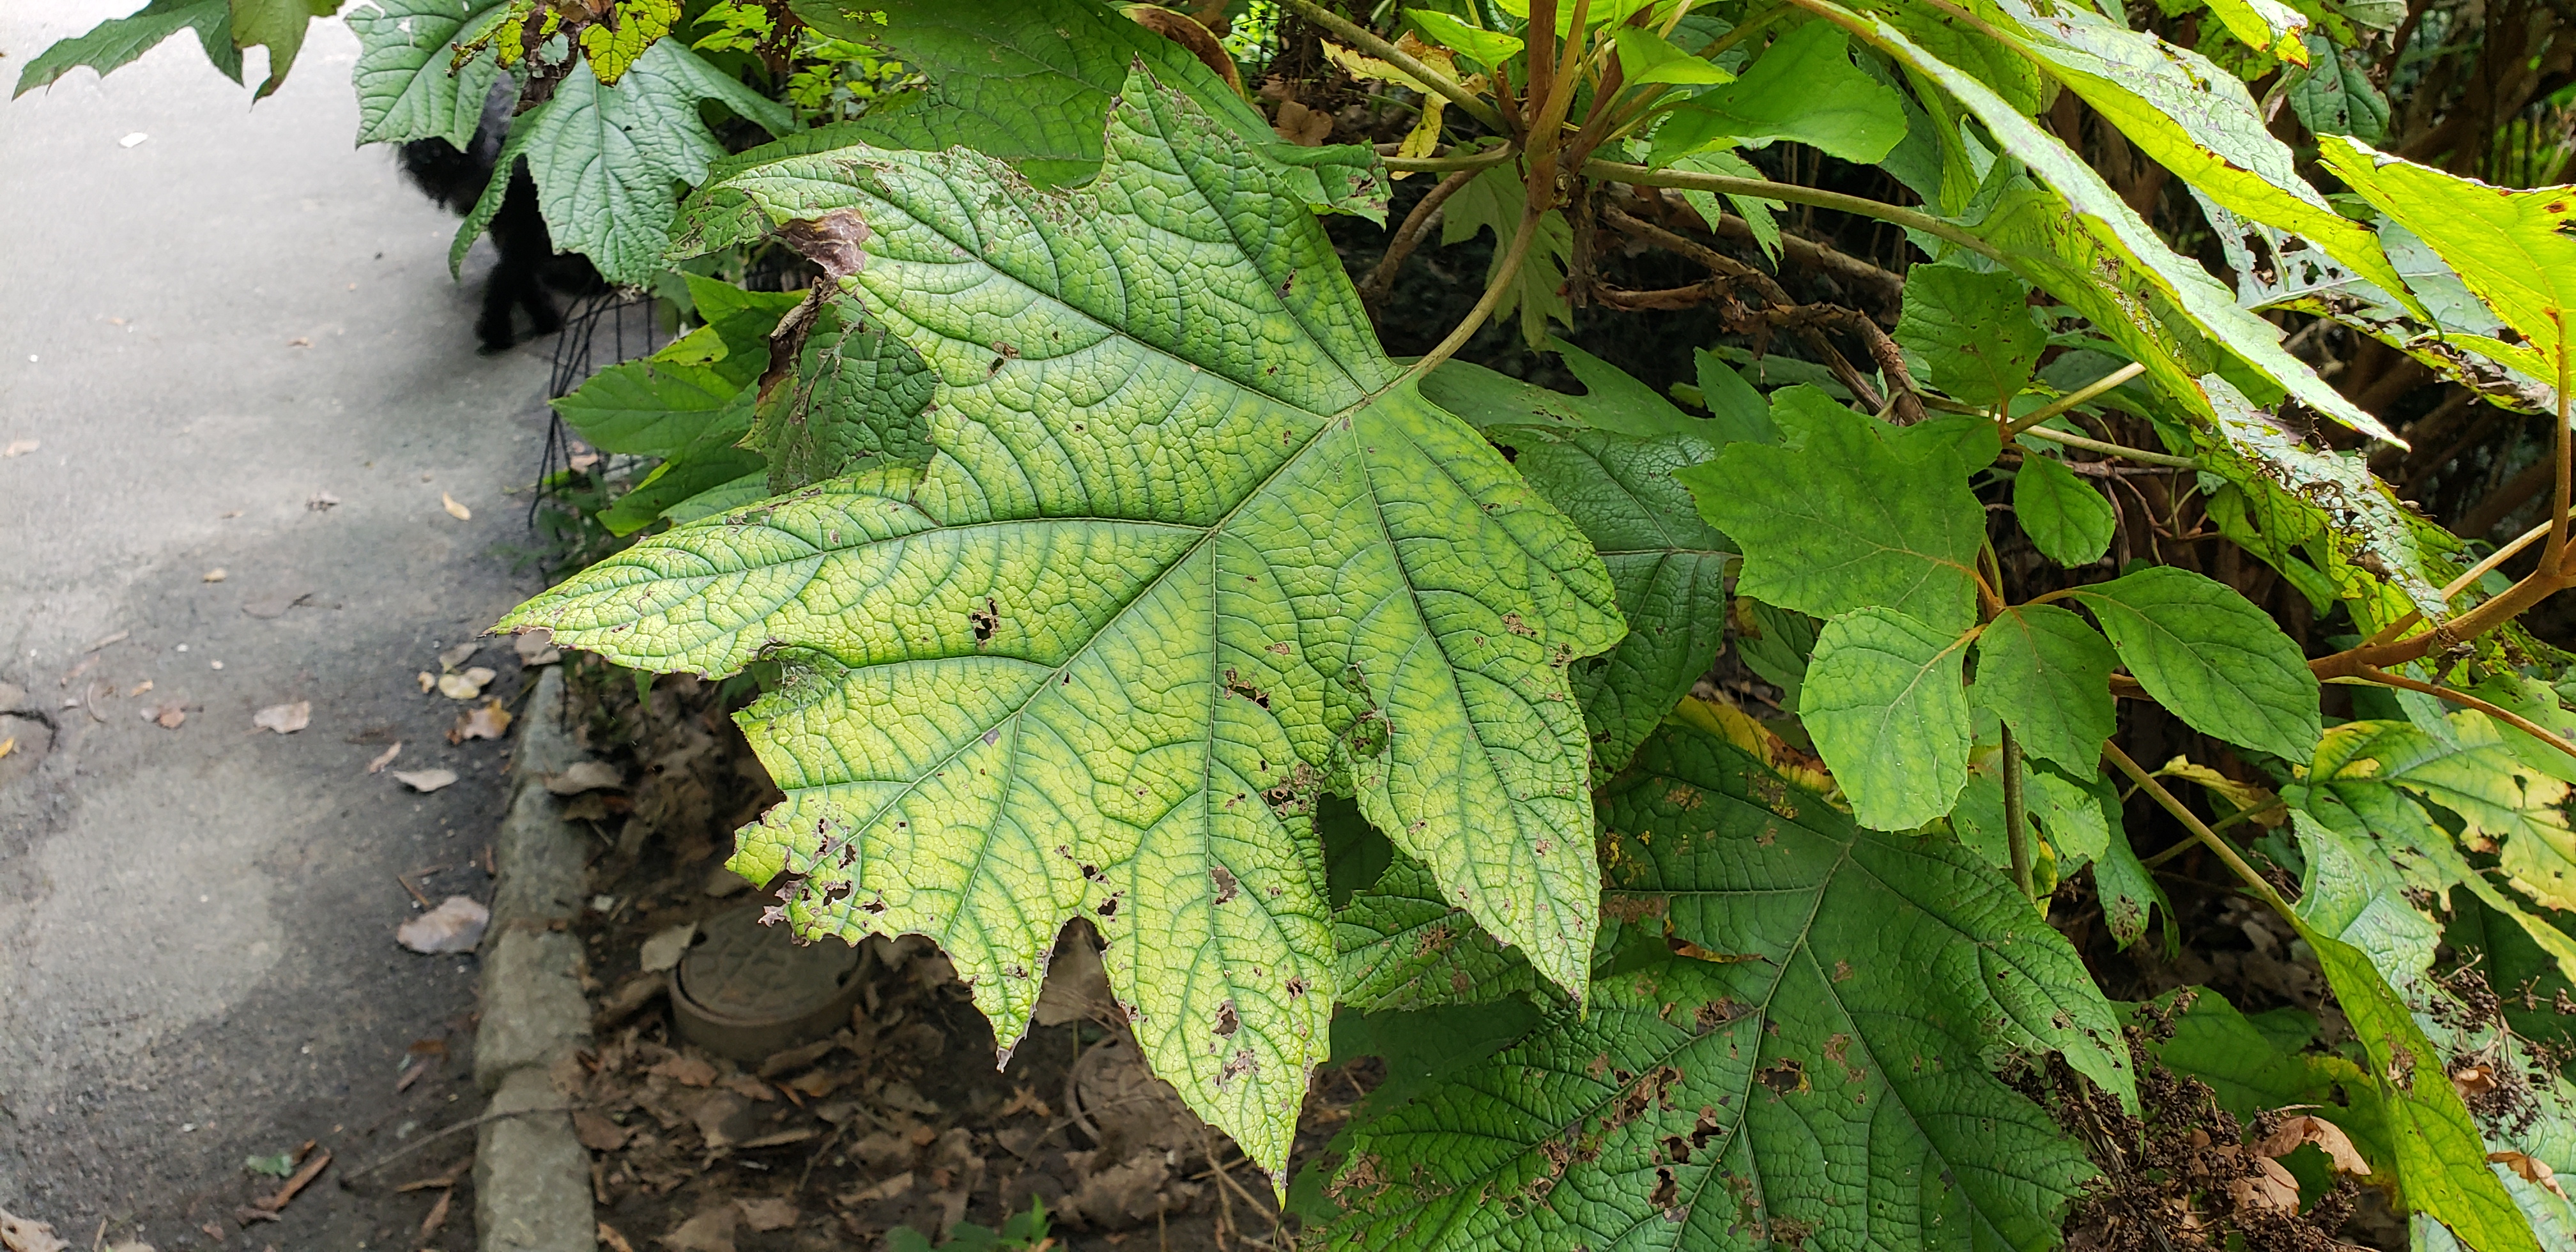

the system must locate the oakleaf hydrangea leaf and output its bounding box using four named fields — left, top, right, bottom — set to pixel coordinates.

left=1972, top=603, right=2116, bottom=775
left=450, top=38, right=791, bottom=285
left=2012, top=452, right=2116, bottom=567
left=13, top=0, right=242, bottom=97
left=2064, top=566, right=2322, bottom=761
left=746, top=288, right=938, bottom=492
left=1327, top=718, right=2133, bottom=1249
left=1804, top=606, right=1974, bottom=830
left=1335, top=850, right=1543, bottom=1013
left=1896, top=261, right=2043, bottom=411
left=1680, top=387, right=1991, bottom=636
left=502, top=70, right=1624, bottom=1175
left=1491, top=424, right=1730, bottom=777
left=348, top=0, right=508, bottom=148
